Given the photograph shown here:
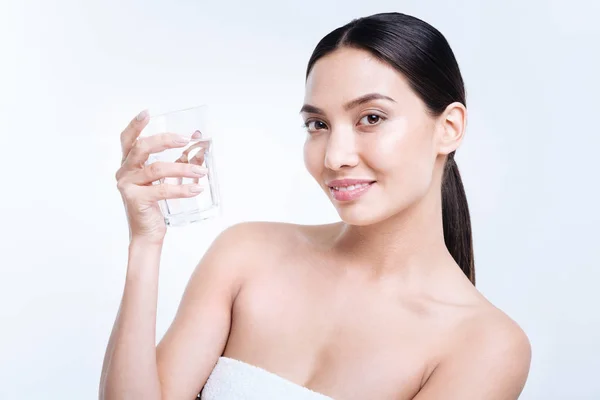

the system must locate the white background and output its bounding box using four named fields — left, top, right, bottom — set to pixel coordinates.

left=1, top=0, right=599, bottom=398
